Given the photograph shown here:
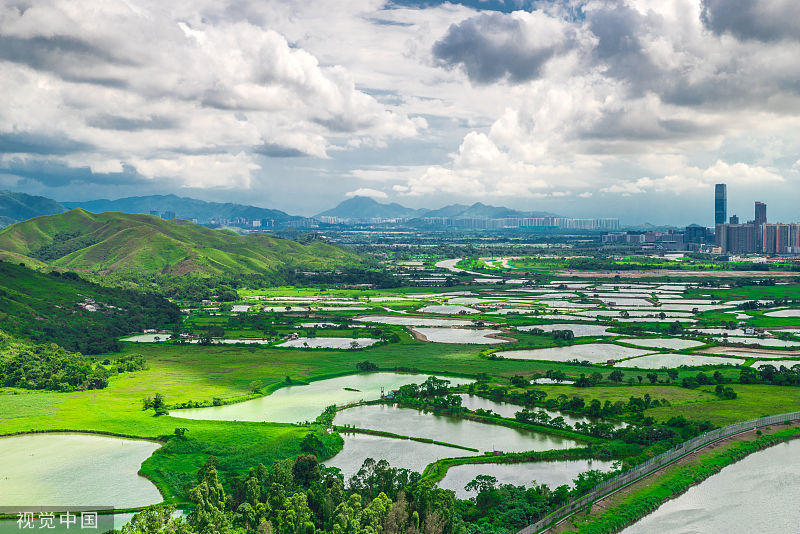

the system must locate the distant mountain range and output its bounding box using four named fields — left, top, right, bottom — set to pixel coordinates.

left=0, top=190, right=67, bottom=228
left=63, top=194, right=295, bottom=223
left=0, top=210, right=361, bottom=276
left=1, top=189, right=561, bottom=229
left=316, top=196, right=558, bottom=220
